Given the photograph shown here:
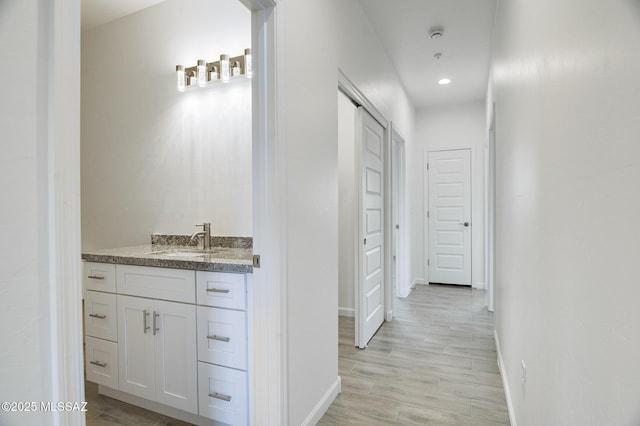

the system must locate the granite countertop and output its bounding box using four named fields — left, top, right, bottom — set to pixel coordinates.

left=82, top=235, right=253, bottom=273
